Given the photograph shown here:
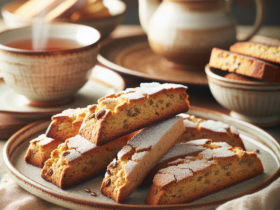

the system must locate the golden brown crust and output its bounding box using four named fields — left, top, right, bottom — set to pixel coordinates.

left=41, top=133, right=136, bottom=189
left=145, top=146, right=264, bottom=205
left=24, top=134, right=63, bottom=168
left=209, top=48, right=280, bottom=83
left=100, top=116, right=185, bottom=203
left=230, top=42, right=280, bottom=64
left=142, top=139, right=231, bottom=185
left=46, top=108, right=88, bottom=142
left=177, top=114, right=245, bottom=149
left=224, top=73, right=256, bottom=81
left=79, top=83, right=190, bottom=146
